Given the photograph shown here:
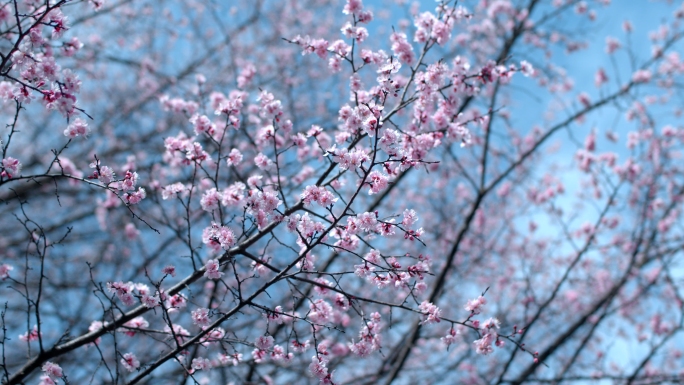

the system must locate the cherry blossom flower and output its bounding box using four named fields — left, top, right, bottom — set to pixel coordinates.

left=1, top=157, right=21, bottom=178
left=118, top=171, right=139, bottom=191
left=390, top=32, right=414, bottom=64
left=202, top=222, right=235, bottom=252
left=632, top=69, right=652, bottom=83
left=308, top=356, right=330, bottom=381
left=292, top=339, right=310, bottom=353
left=120, top=353, right=140, bottom=372
left=161, top=182, right=186, bottom=199
left=441, top=328, right=459, bottom=347
left=204, top=258, right=224, bottom=280
left=465, top=295, right=487, bottom=314
left=19, top=325, right=41, bottom=342
left=0, top=264, right=13, bottom=279
left=367, top=170, right=389, bottom=195
left=42, top=362, right=62, bottom=379
left=605, top=36, right=621, bottom=54
left=63, top=118, right=90, bottom=138
left=191, top=357, right=212, bottom=371
left=189, top=114, right=216, bottom=136
left=356, top=212, right=378, bottom=232
left=342, top=0, right=363, bottom=15
left=226, top=148, right=243, bottom=166
left=200, top=188, right=222, bottom=211
left=473, top=318, right=501, bottom=355
left=122, top=317, right=149, bottom=336
left=301, top=185, right=337, bottom=207
left=254, top=153, right=273, bottom=169
left=418, top=300, right=442, bottom=325
left=166, top=293, right=187, bottom=311
left=255, top=335, right=275, bottom=350
left=123, top=187, right=146, bottom=205
left=192, top=308, right=211, bottom=327
left=38, top=375, right=56, bottom=385
left=107, top=281, right=135, bottom=306
left=520, top=60, right=534, bottom=77
left=219, top=352, right=243, bottom=366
